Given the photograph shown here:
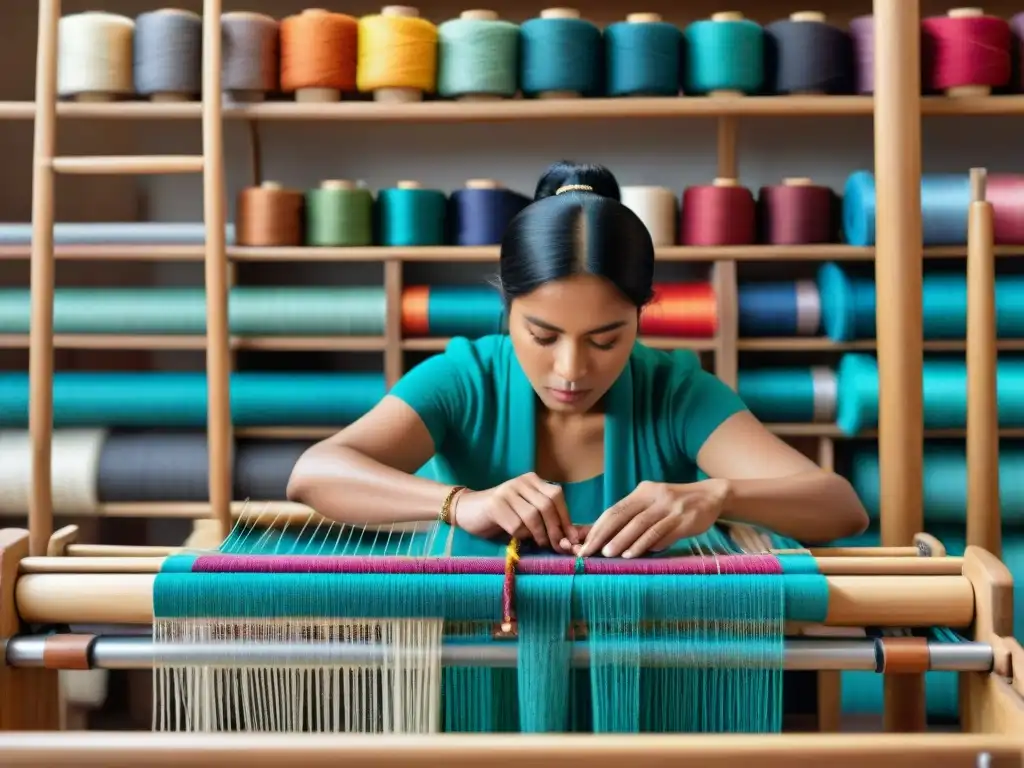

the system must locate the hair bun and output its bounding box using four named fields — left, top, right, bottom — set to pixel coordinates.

left=533, top=160, right=621, bottom=202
